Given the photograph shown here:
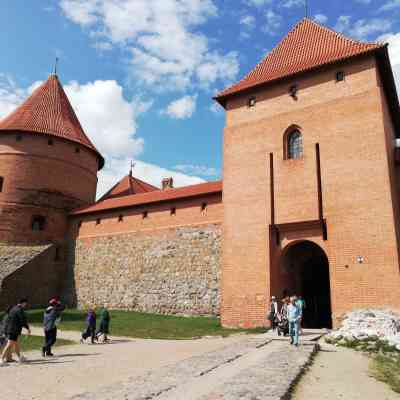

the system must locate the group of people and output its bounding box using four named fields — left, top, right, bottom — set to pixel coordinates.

left=80, top=308, right=111, bottom=344
left=0, top=297, right=111, bottom=366
left=268, top=295, right=305, bottom=346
